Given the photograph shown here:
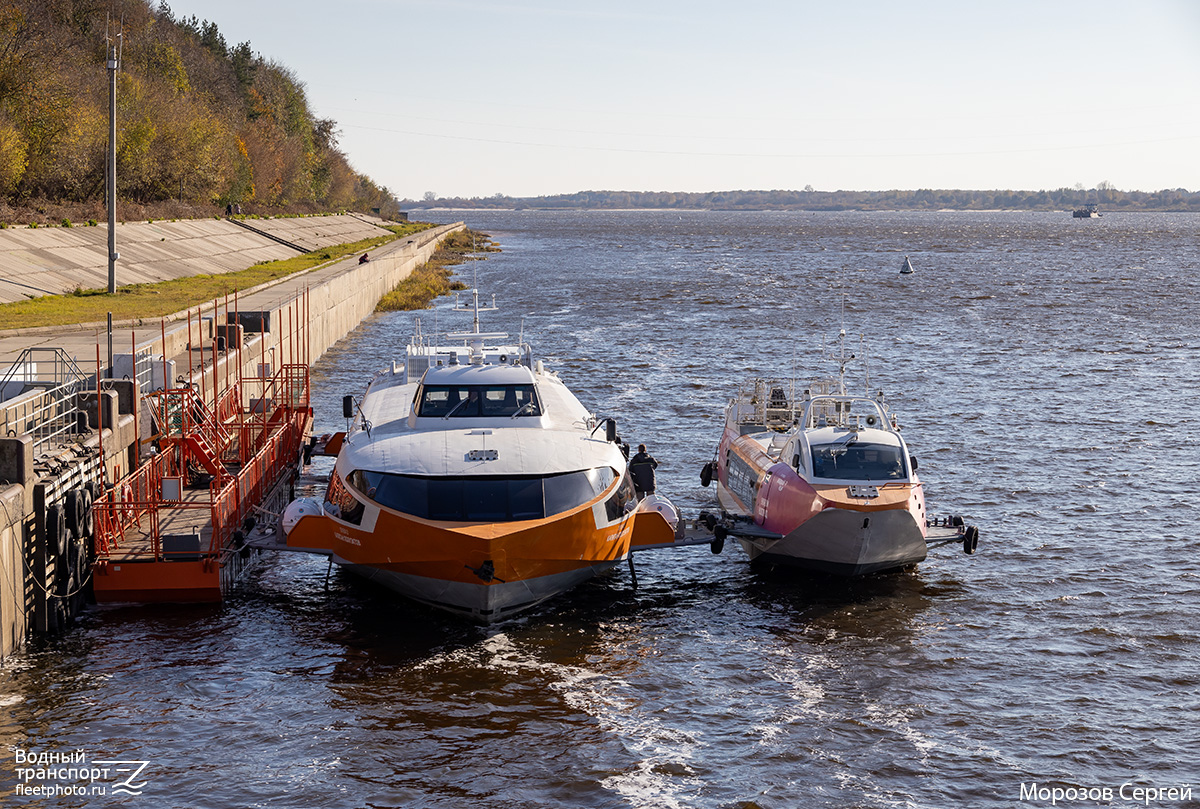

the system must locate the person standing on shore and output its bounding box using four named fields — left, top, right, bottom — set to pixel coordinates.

left=628, top=444, right=659, bottom=497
